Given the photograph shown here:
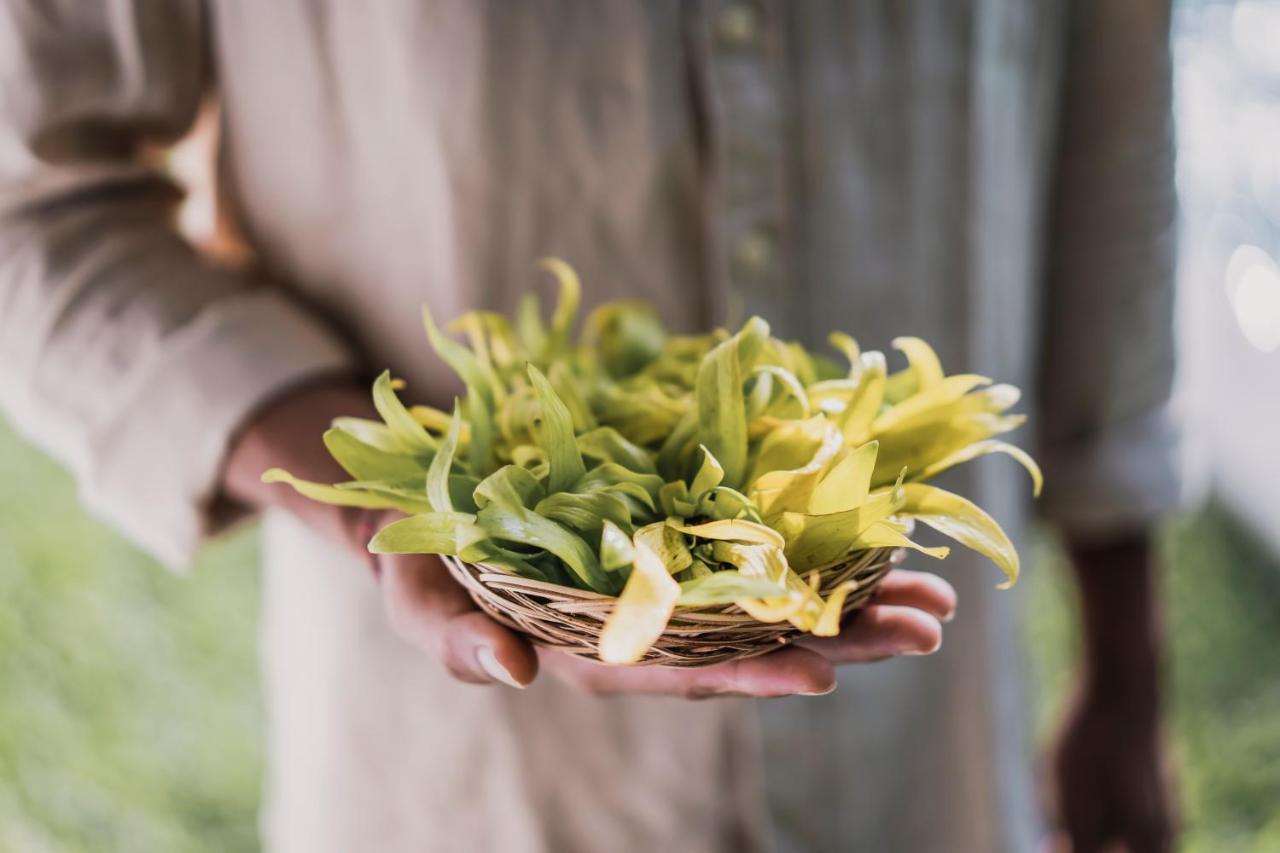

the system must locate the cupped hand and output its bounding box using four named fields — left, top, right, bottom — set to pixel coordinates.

left=223, top=381, right=956, bottom=696
left=375, top=531, right=955, bottom=696
left=540, top=568, right=954, bottom=697
left=375, top=547, right=541, bottom=687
